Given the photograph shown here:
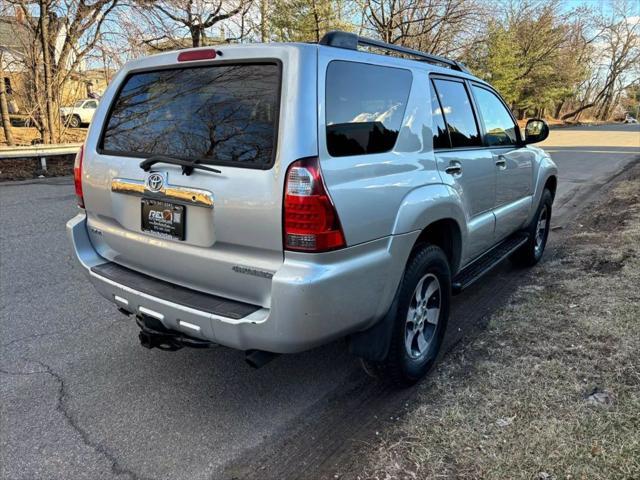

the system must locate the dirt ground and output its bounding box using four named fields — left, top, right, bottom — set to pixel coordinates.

left=0, top=126, right=86, bottom=146
left=0, top=155, right=75, bottom=181
left=359, top=163, right=640, bottom=479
